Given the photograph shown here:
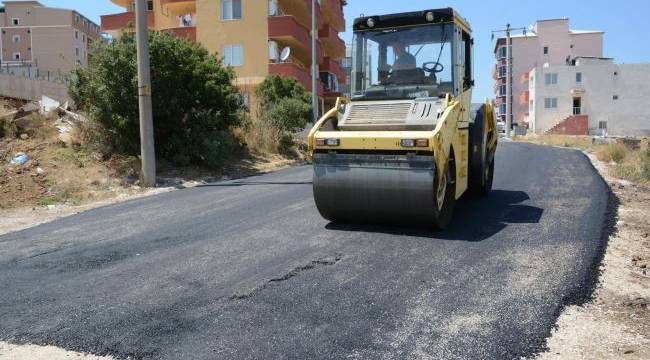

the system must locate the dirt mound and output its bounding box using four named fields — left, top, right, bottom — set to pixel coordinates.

left=0, top=163, right=48, bottom=209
